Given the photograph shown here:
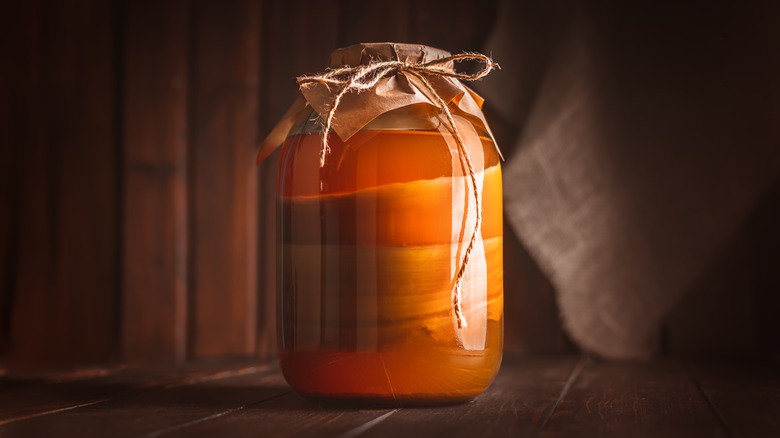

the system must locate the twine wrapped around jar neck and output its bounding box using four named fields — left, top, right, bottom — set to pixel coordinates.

left=297, top=46, right=500, bottom=330
left=298, top=52, right=499, bottom=167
